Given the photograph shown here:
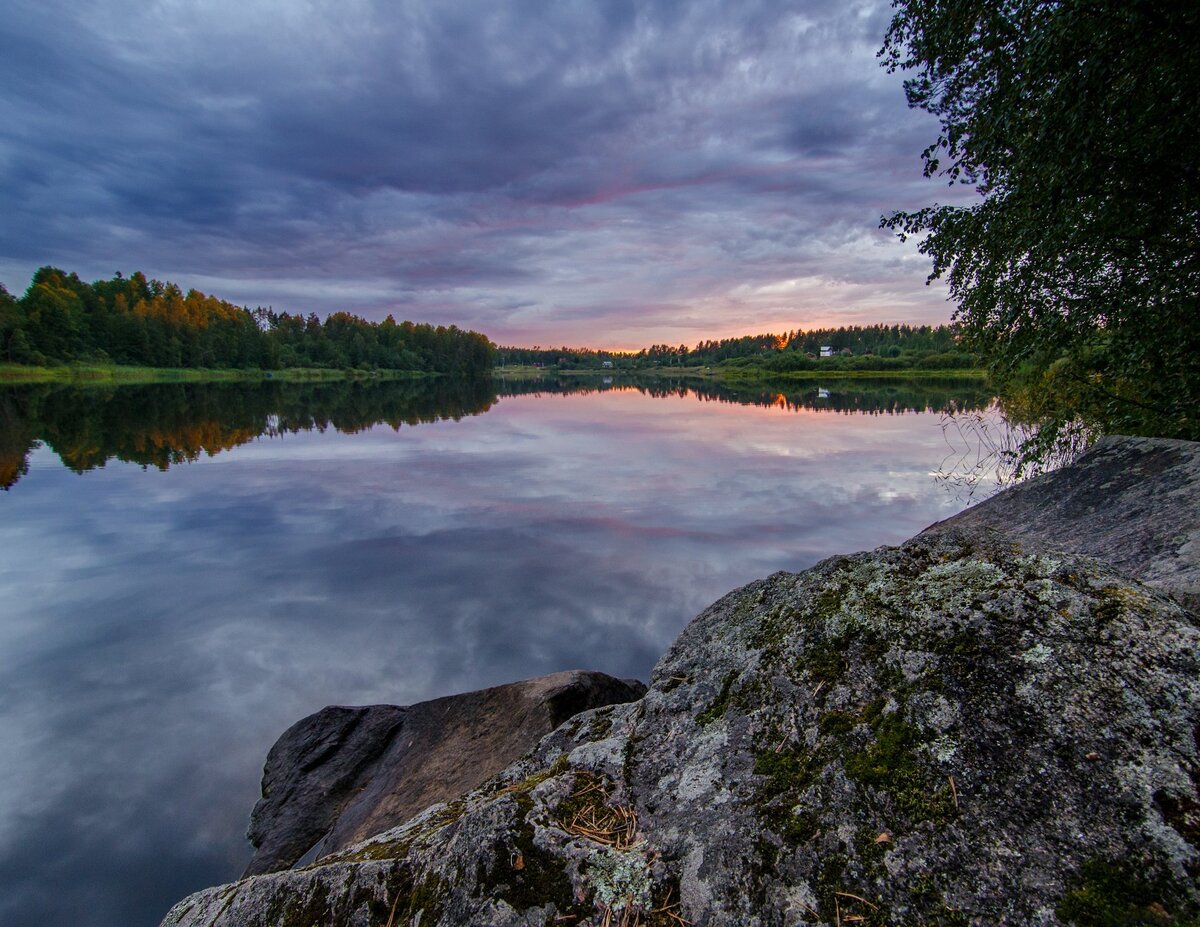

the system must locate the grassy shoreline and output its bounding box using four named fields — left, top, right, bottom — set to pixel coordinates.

left=494, top=364, right=987, bottom=381
left=0, top=363, right=434, bottom=385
